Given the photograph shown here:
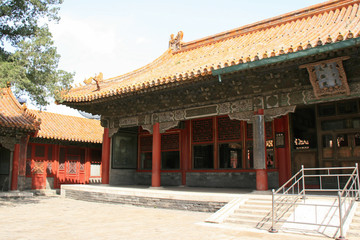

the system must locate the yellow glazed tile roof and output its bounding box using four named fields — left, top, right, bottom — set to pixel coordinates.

left=0, top=87, right=40, bottom=132
left=62, top=0, right=360, bottom=103
left=30, top=110, right=103, bottom=144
